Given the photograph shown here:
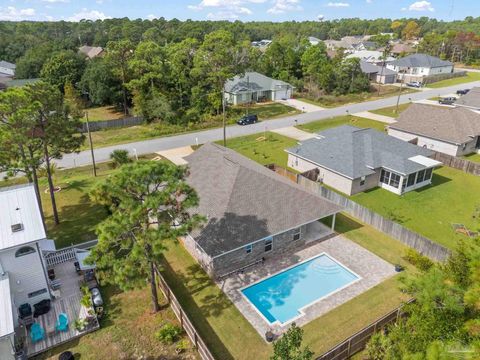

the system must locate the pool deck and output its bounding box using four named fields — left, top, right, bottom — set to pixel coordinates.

left=217, top=235, right=396, bottom=337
